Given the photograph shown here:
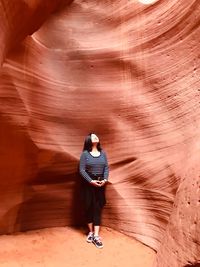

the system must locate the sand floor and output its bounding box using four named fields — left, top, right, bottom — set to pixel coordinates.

left=0, top=227, right=155, bottom=267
